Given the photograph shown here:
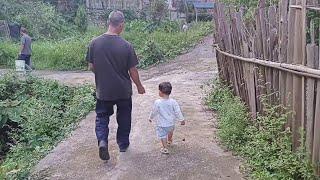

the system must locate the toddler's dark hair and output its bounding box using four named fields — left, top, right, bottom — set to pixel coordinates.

left=159, top=82, right=172, bottom=95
